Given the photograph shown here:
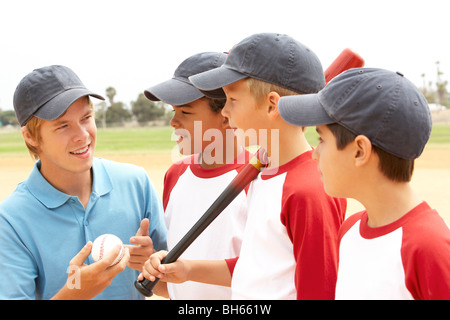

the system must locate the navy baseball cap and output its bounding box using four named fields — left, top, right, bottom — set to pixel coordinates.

left=144, top=52, right=227, bottom=105
left=189, top=33, right=325, bottom=95
left=278, top=68, right=432, bottom=160
left=13, top=65, right=105, bottom=126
